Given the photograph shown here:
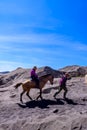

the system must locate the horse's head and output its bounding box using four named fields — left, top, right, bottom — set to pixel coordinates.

left=48, top=74, right=54, bottom=85
left=39, top=74, right=54, bottom=86
left=65, top=73, right=71, bottom=80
